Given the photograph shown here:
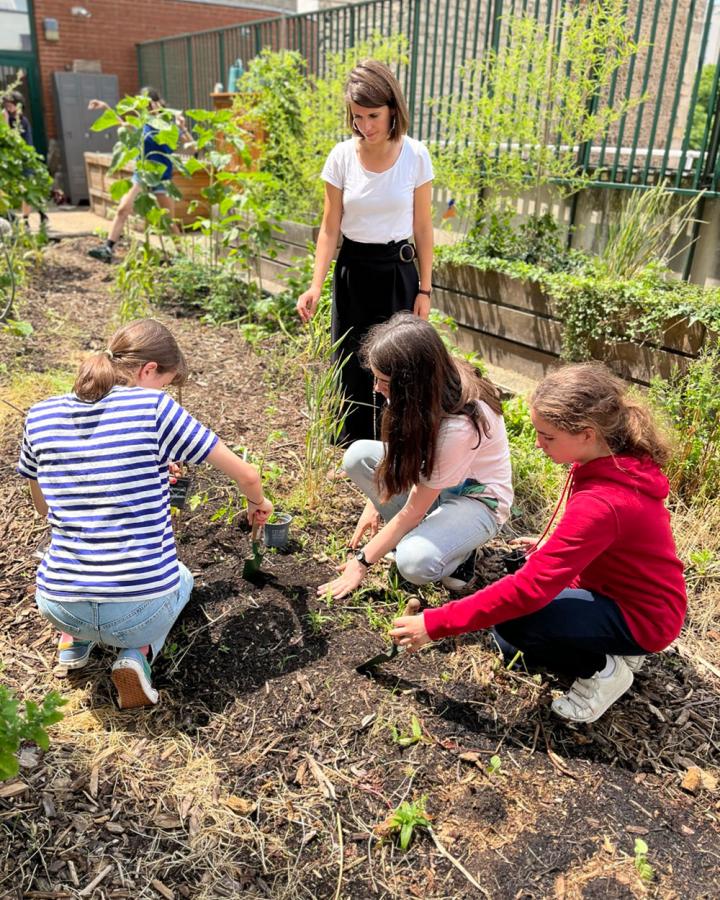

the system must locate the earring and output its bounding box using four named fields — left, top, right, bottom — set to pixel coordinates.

left=390, top=116, right=396, bottom=134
